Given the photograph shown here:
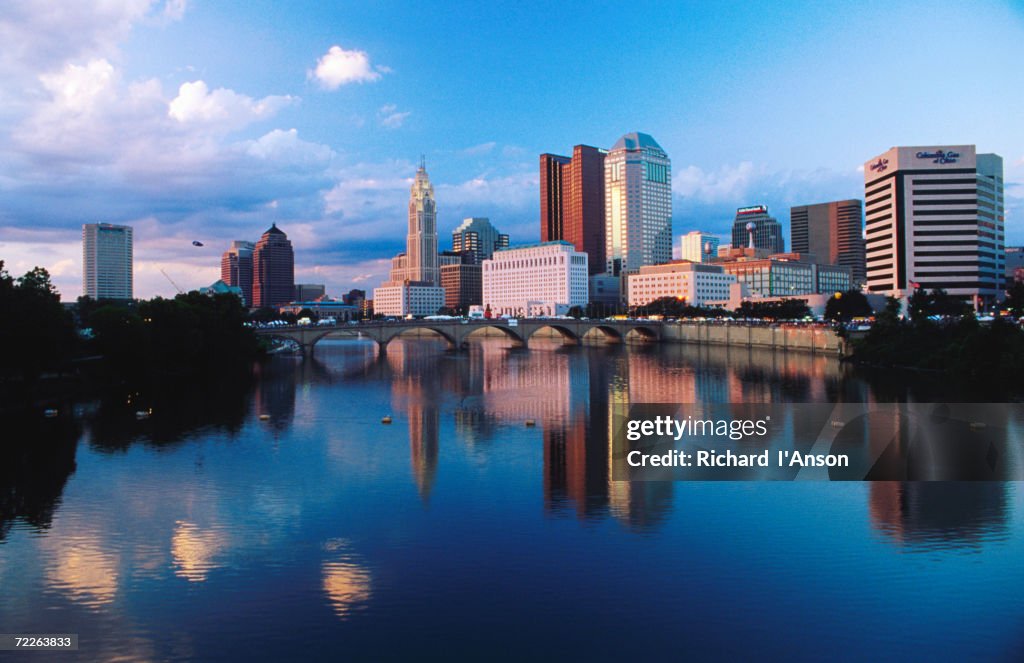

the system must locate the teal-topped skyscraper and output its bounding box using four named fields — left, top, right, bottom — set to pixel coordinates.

left=604, top=132, right=672, bottom=276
